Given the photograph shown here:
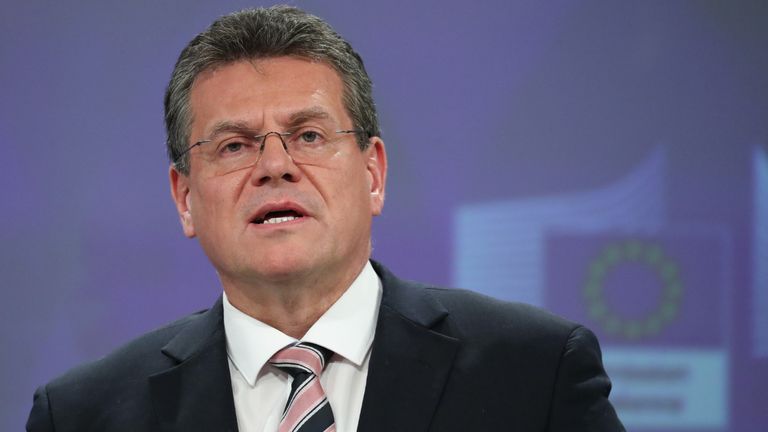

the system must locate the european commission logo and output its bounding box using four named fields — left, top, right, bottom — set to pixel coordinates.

left=583, top=239, right=683, bottom=340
